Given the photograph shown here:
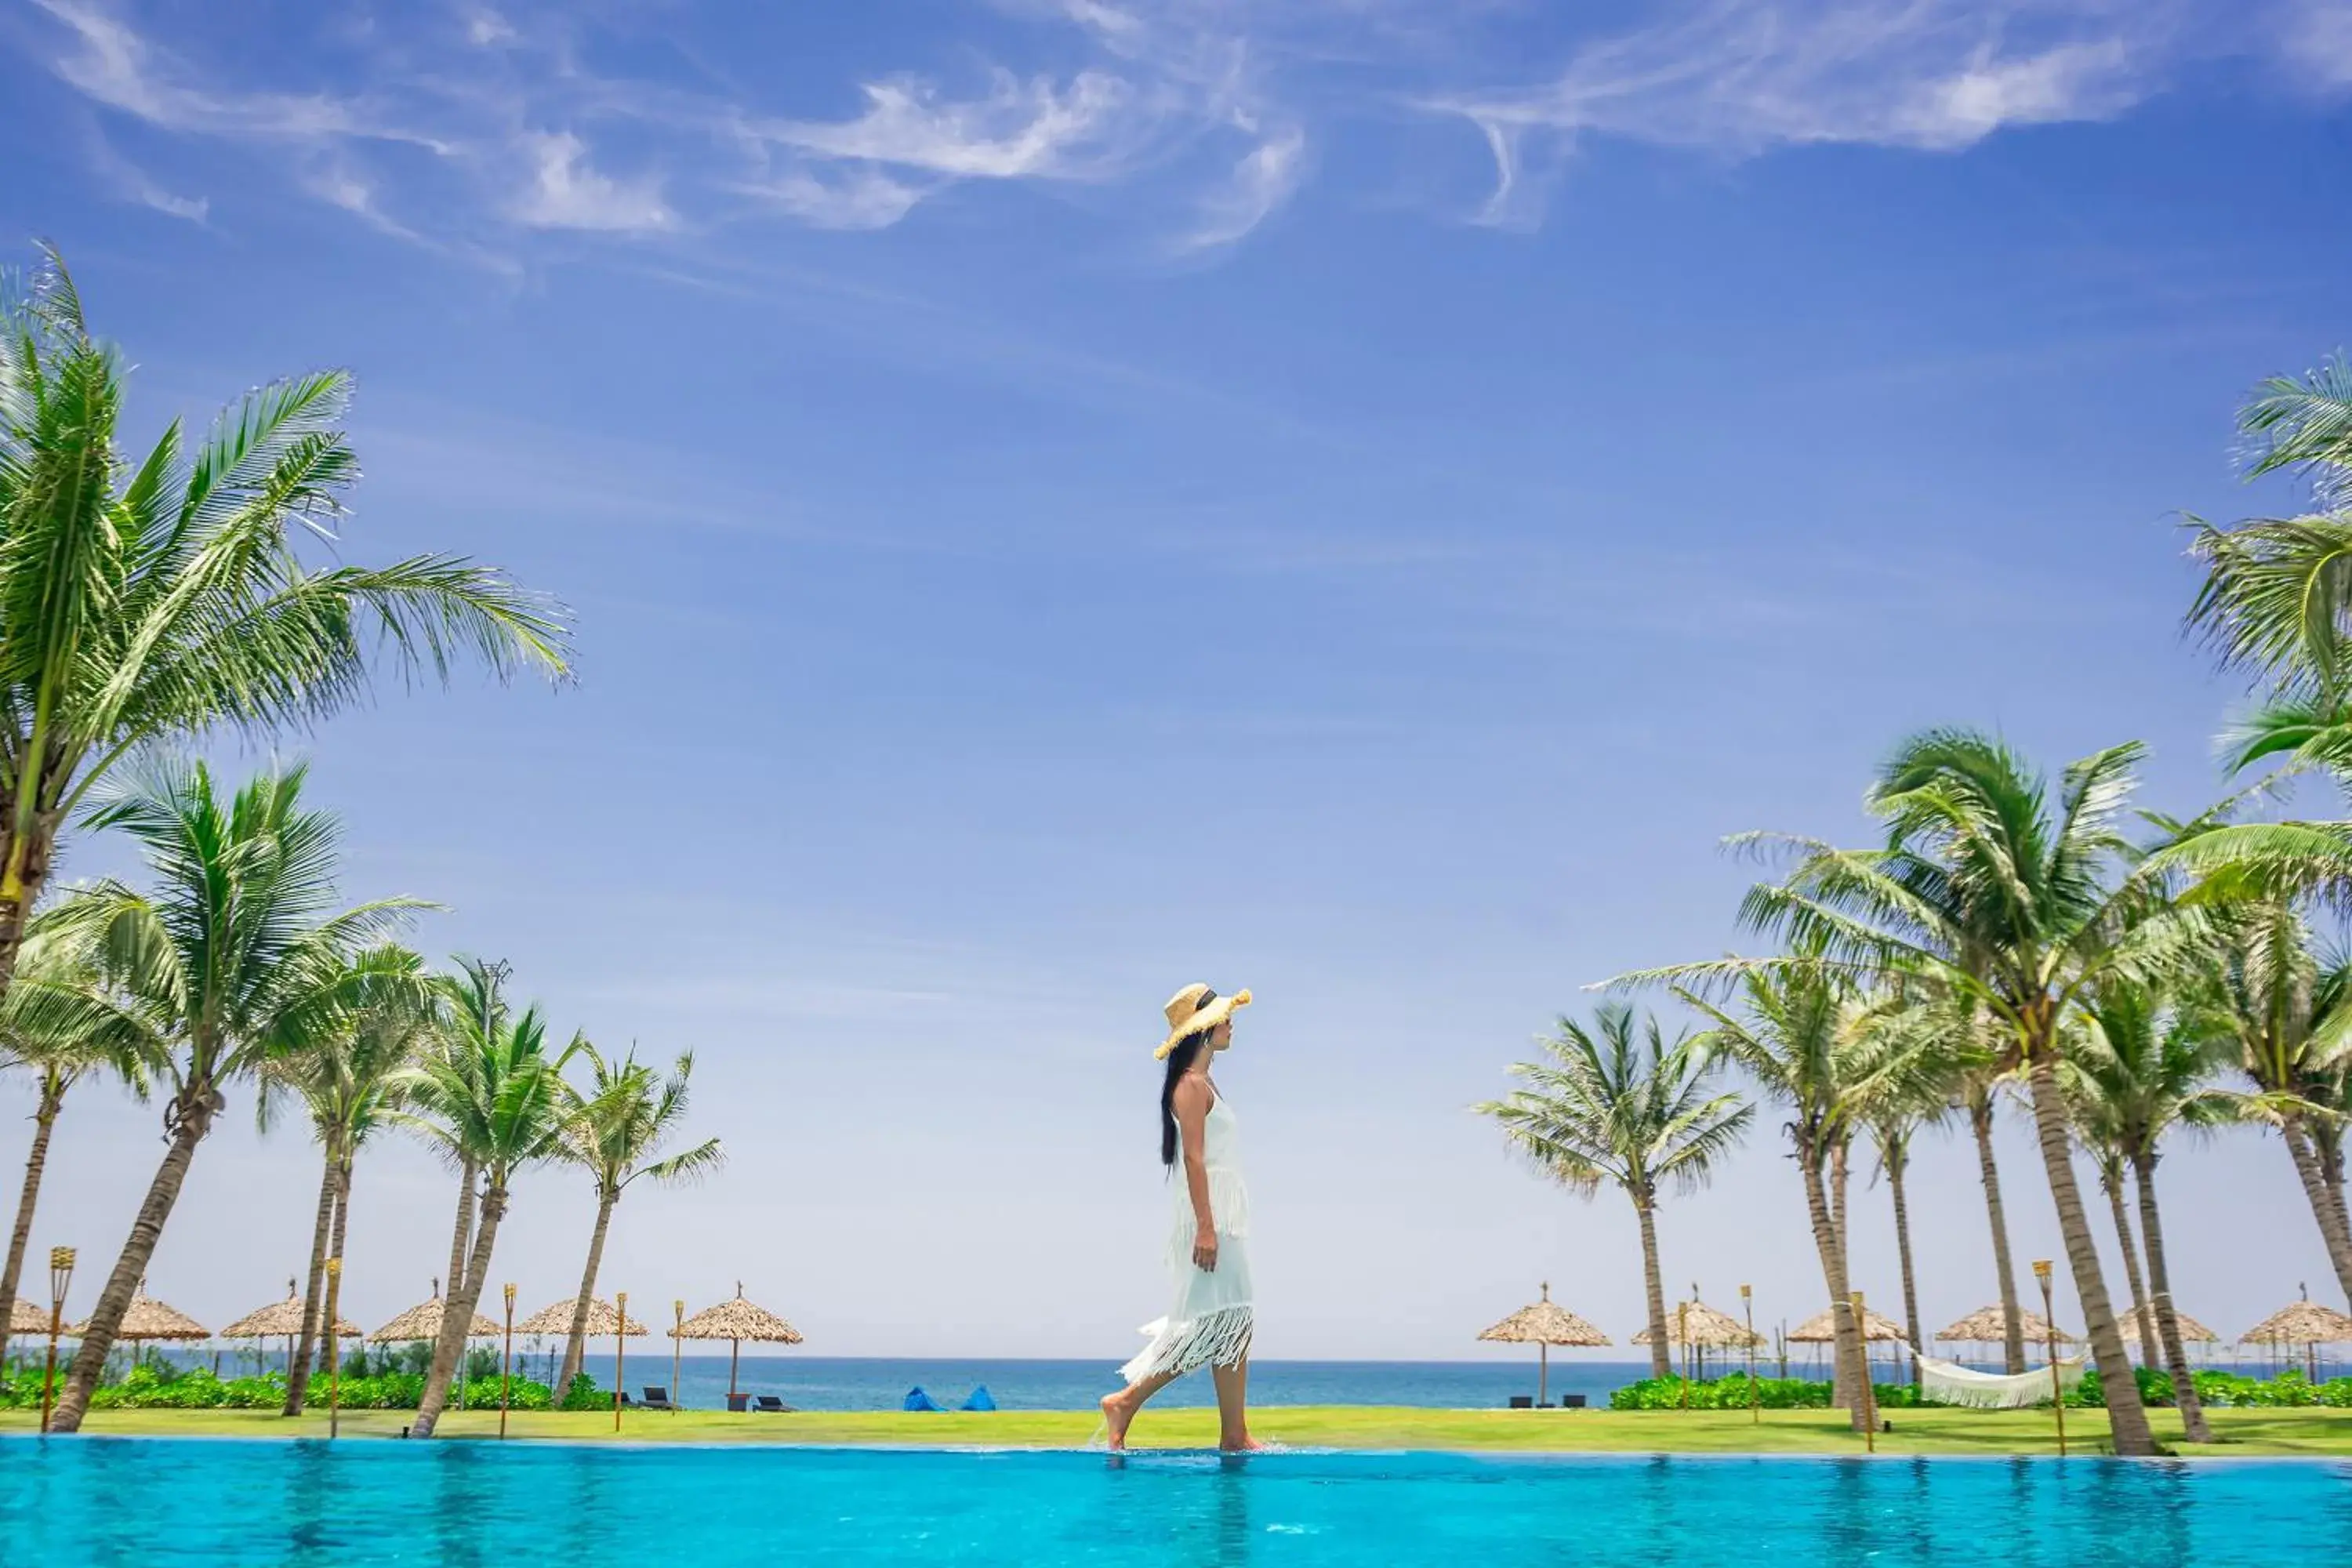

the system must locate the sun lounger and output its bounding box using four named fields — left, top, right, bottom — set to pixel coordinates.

left=641, top=1387, right=676, bottom=1410
left=754, top=1395, right=793, bottom=1413
left=726, top=1392, right=750, bottom=1413
left=1508, top=1396, right=1534, bottom=1409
